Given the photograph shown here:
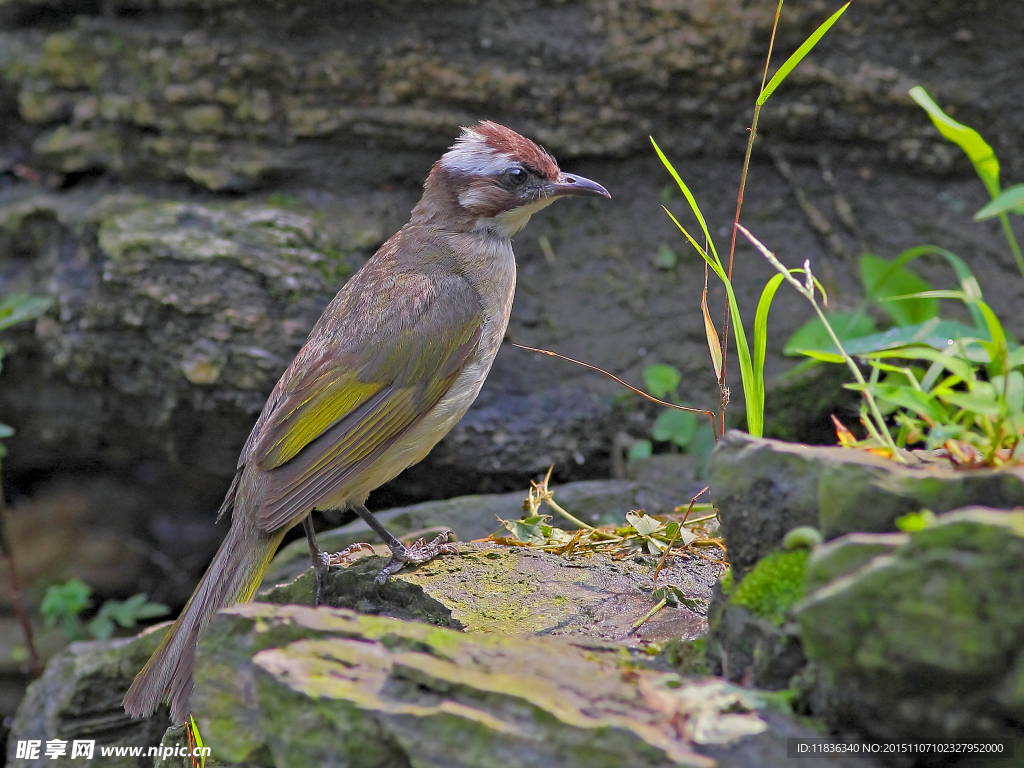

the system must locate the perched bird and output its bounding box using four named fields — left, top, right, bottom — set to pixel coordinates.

left=123, top=121, right=610, bottom=723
